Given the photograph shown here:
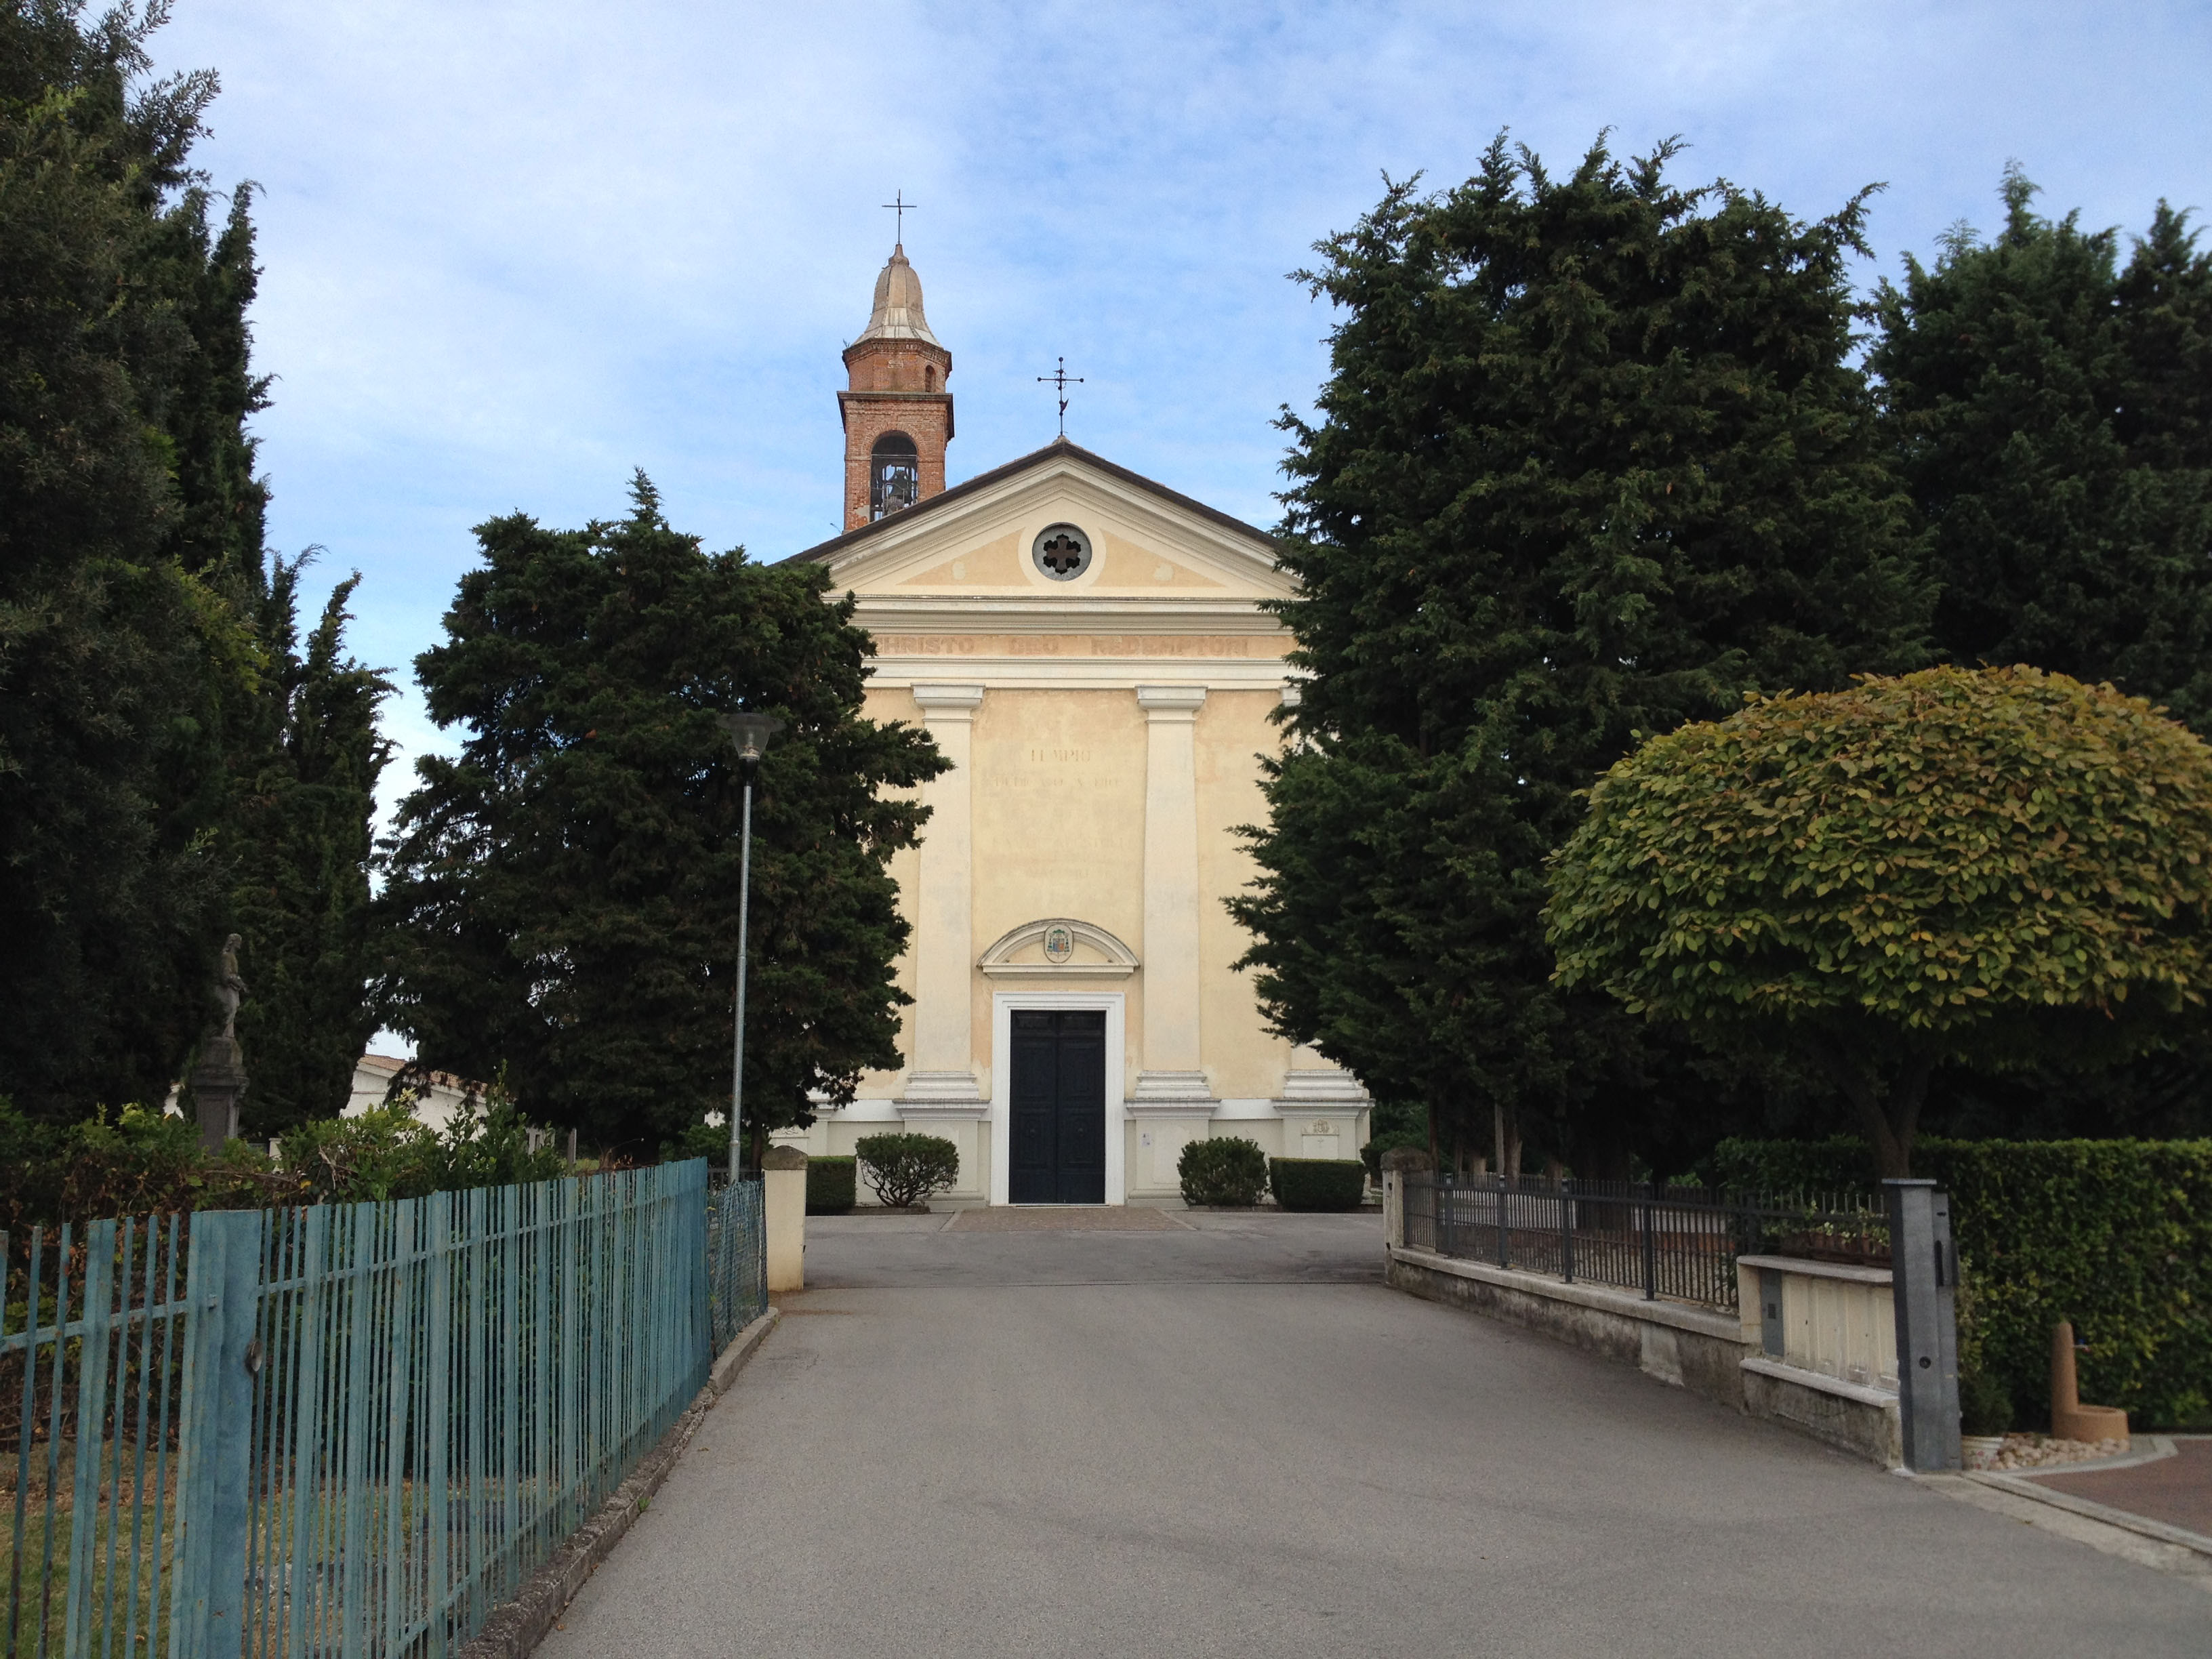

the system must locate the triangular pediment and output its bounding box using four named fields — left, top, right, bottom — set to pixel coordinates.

left=785, top=442, right=1296, bottom=606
